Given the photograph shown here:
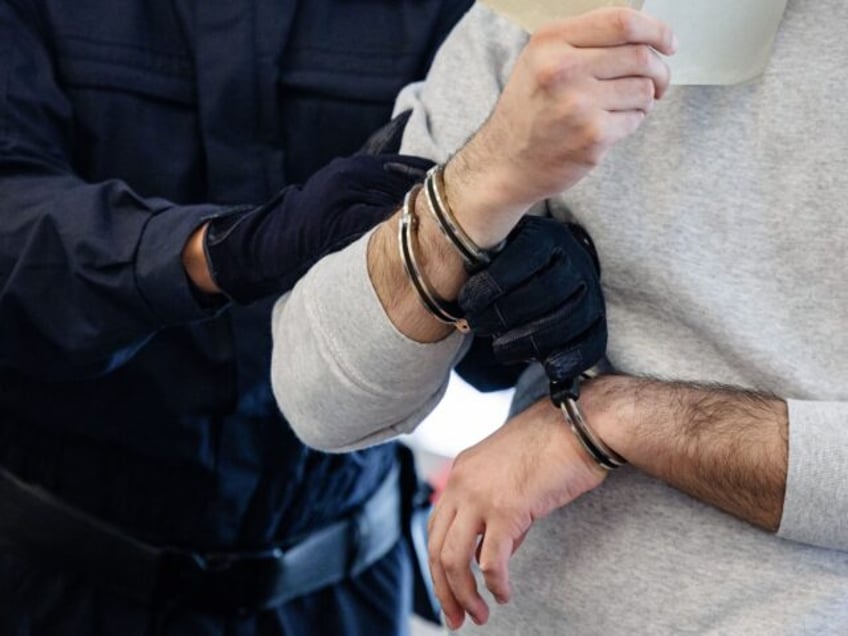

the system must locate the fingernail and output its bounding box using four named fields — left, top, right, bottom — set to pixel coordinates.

left=443, top=613, right=458, bottom=631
